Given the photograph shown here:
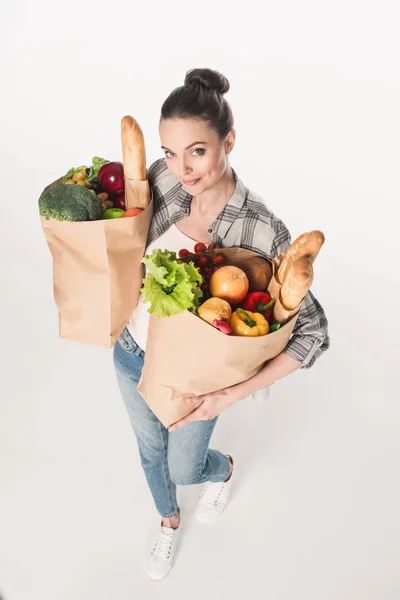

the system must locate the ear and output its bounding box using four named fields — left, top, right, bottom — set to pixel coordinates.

left=225, top=129, right=236, bottom=155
